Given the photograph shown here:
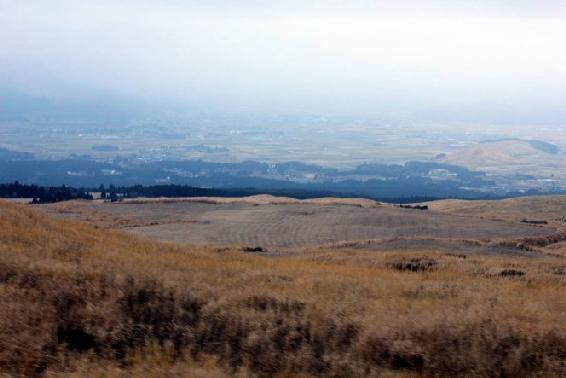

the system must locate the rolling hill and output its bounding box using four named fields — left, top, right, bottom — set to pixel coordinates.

left=438, top=139, right=566, bottom=187
left=1, top=198, right=566, bottom=376
left=39, top=196, right=555, bottom=255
